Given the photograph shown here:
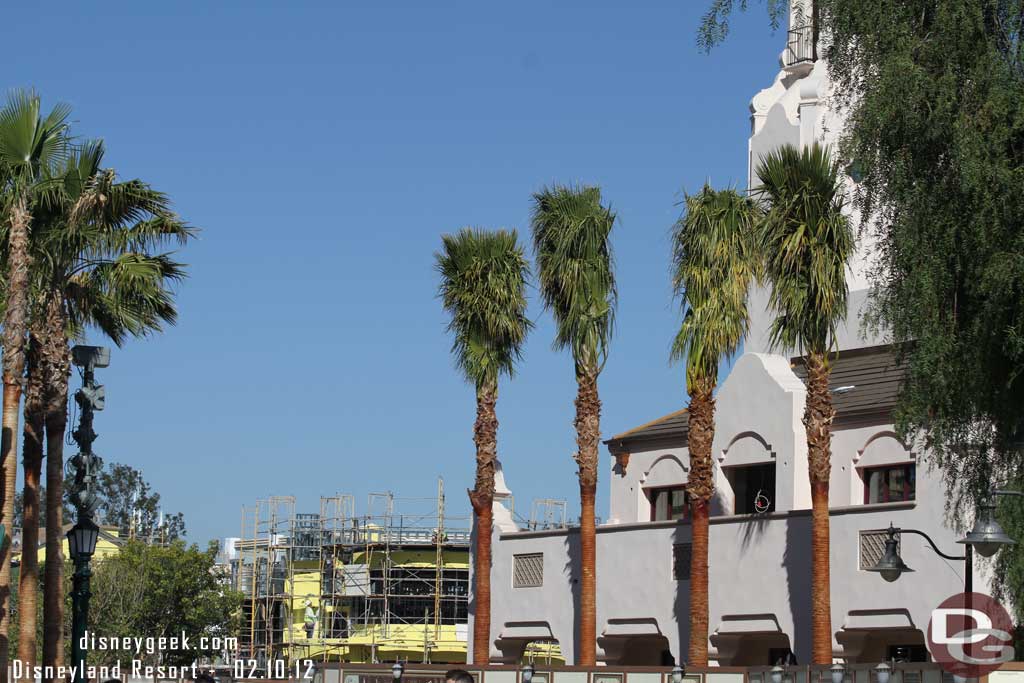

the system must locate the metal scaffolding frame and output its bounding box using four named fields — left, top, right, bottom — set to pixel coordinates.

left=236, top=480, right=470, bottom=666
